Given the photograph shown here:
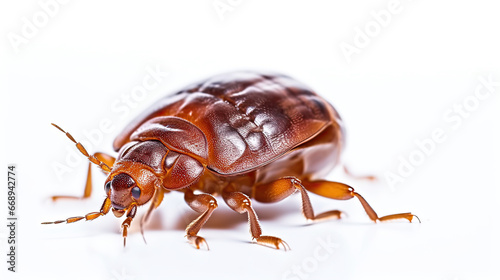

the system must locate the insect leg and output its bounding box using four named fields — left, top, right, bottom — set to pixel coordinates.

left=140, top=187, right=166, bottom=243
left=223, top=184, right=290, bottom=251
left=253, top=176, right=343, bottom=222
left=302, top=179, right=420, bottom=223
left=51, top=152, right=116, bottom=201
left=183, top=188, right=218, bottom=250
left=121, top=204, right=138, bottom=247
left=342, top=165, right=377, bottom=181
